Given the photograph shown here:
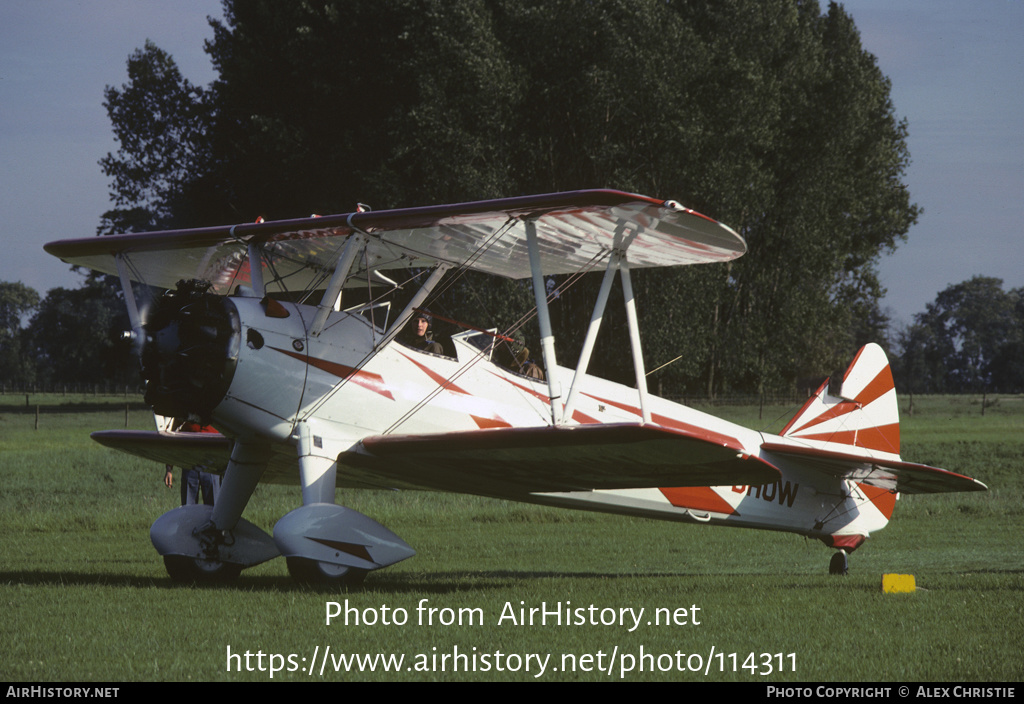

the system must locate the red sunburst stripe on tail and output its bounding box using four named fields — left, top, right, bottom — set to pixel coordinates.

left=857, top=482, right=896, bottom=520
left=794, top=424, right=900, bottom=455
left=791, top=366, right=895, bottom=435
left=780, top=379, right=828, bottom=435
left=842, top=344, right=869, bottom=381
left=791, top=400, right=860, bottom=435
left=851, top=364, right=895, bottom=406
